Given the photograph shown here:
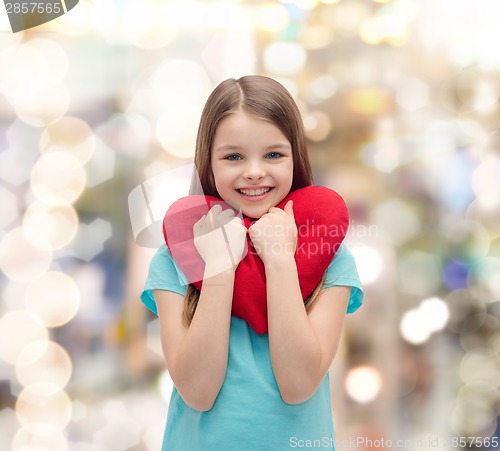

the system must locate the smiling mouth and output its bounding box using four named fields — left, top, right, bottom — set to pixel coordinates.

left=237, top=187, right=273, bottom=197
